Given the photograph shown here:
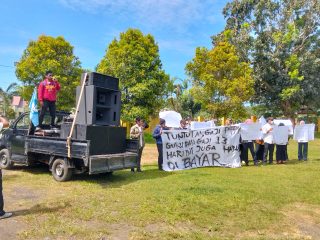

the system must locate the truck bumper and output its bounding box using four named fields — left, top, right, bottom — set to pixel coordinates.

left=89, top=152, right=138, bottom=174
